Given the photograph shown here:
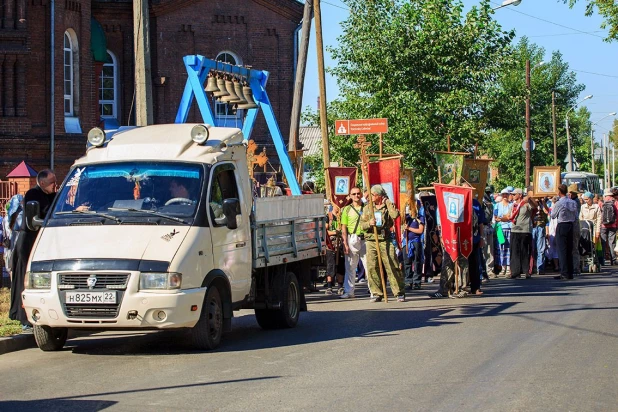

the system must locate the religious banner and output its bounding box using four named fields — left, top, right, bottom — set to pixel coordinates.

left=399, top=168, right=416, bottom=218
left=421, top=193, right=443, bottom=277
left=462, top=158, right=492, bottom=197
left=434, top=151, right=468, bottom=183
left=327, top=167, right=357, bottom=209
left=368, top=157, right=401, bottom=242
left=434, top=183, right=474, bottom=260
